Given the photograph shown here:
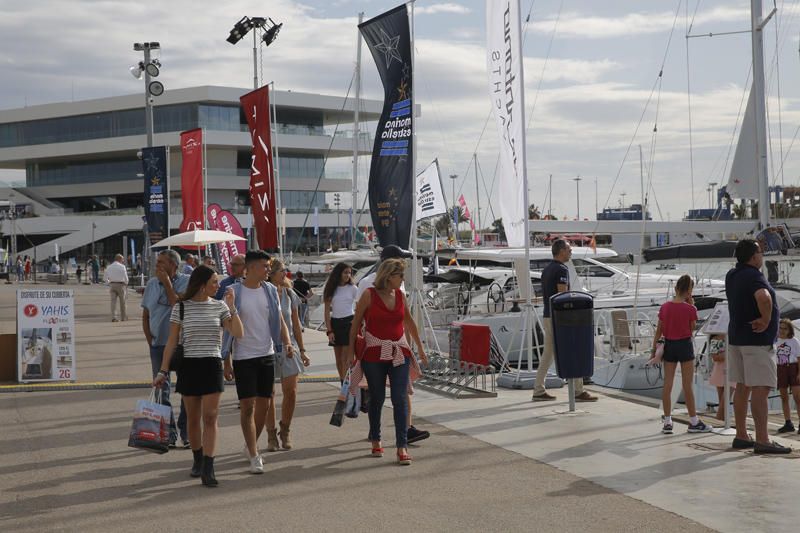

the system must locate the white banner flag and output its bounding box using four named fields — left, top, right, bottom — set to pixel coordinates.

left=415, top=159, right=448, bottom=221
left=486, top=0, right=528, bottom=247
